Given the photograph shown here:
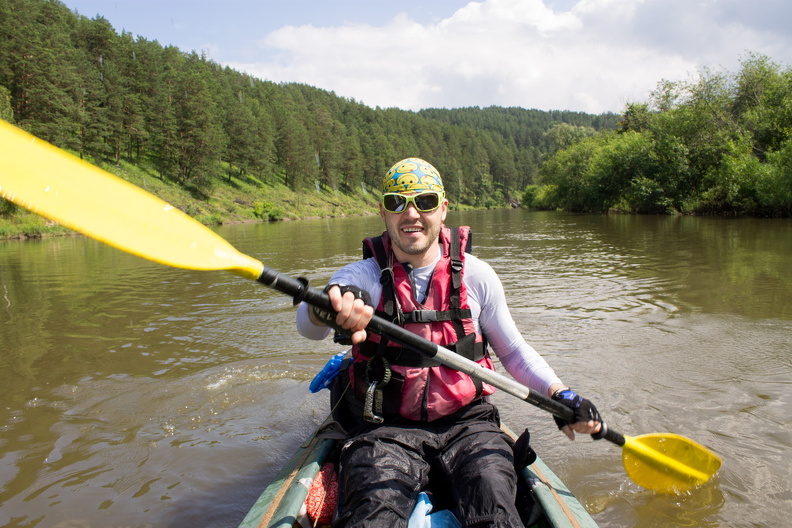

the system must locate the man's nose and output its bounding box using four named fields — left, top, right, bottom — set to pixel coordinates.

left=403, top=203, right=421, bottom=217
